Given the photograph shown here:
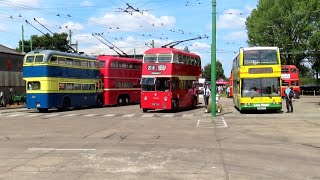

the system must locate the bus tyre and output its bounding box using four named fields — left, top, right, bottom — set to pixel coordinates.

left=171, top=99, right=179, bottom=112
left=62, top=98, right=70, bottom=111
left=124, top=96, right=130, bottom=105
left=117, top=96, right=123, bottom=106
left=142, top=109, right=148, bottom=113
left=192, top=97, right=197, bottom=109
left=96, top=96, right=103, bottom=107
left=294, top=90, right=300, bottom=99
left=37, top=108, right=48, bottom=113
